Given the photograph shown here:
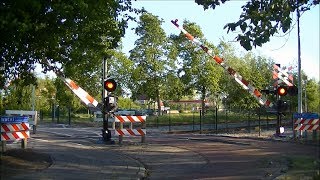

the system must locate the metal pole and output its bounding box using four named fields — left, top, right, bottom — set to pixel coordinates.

left=297, top=3, right=303, bottom=114
left=68, top=106, right=71, bottom=125
left=102, top=57, right=111, bottom=142
left=258, top=106, right=261, bottom=136
left=169, top=109, right=171, bottom=132
left=304, top=81, right=307, bottom=112
left=192, top=109, right=195, bottom=132
left=31, top=85, right=35, bottom=111
left=200, top=110, right=202, bottom=134
left=215, top=106, right=218, bottom=133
